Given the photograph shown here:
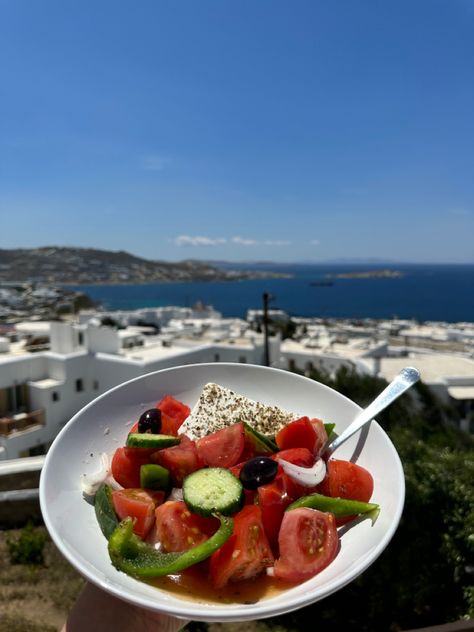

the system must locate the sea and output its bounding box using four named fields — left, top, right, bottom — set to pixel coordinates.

left=66, top=263, right=474, bottom=324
